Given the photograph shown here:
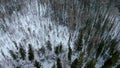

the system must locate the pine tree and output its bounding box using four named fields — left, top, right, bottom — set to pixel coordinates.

left=55, top=44, right=63, bottom=55
left=19, top=44, right=26, bottom=60
left=101, top=51, right=120, bottom=68
left=85, top=59, right=95, bottom=68
left=9, top=50, right=18, bottom=60
left=57, top=58, right=62, bottom=68
left=74, top=31, right=83, bottom=51
left=71, top=58, right=78, bottom=68
left=116, top=64, right=120, bottom=68
left=68, top=45, right=72, bottom=61
left=34, top=60, right=41, bottom=68
left=28, top=44, right=34, bottom=61
left=6, top=43, right=43, bottom=68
